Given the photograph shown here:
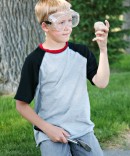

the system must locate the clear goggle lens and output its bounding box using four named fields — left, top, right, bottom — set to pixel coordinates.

left=44, top=9, right=79, bottom=31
